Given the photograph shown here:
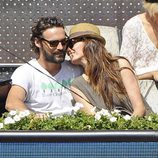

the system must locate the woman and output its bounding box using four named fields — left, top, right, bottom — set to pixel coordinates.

left=67, top=22, right=146, bottom=117
left=120, top=0, right=158, bottom=75
left=120, top=0, right=158, bottom=113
